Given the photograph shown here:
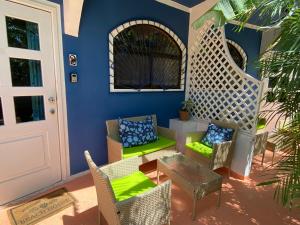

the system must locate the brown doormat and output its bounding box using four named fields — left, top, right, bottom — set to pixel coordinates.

left=7, top=188, right=76, bottom=225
